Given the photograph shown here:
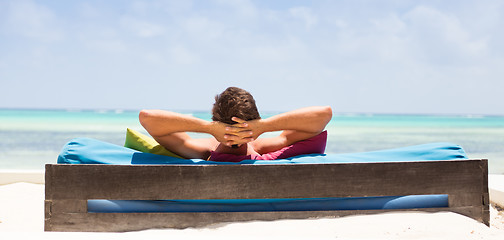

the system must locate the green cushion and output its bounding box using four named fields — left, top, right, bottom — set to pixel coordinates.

left=124, top=128, right=183, bottom=158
